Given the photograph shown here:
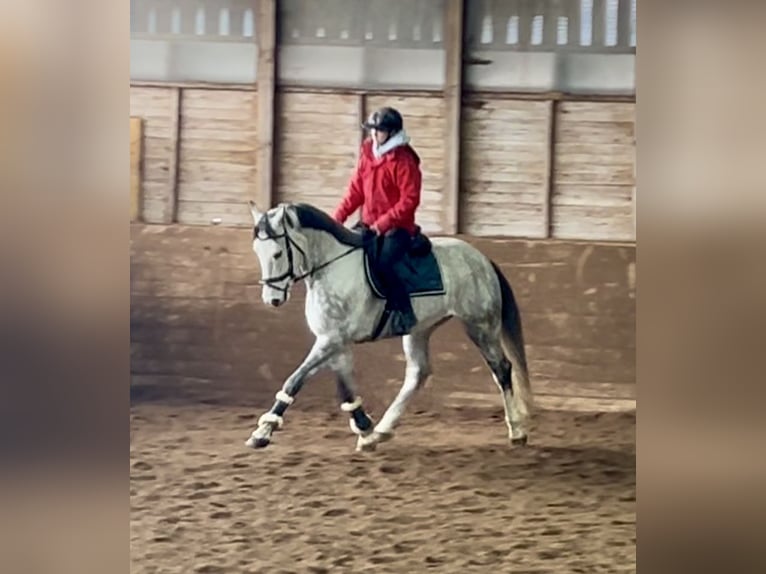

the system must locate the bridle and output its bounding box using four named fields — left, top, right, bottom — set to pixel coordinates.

left=254, top=209, right=359, bottom=295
